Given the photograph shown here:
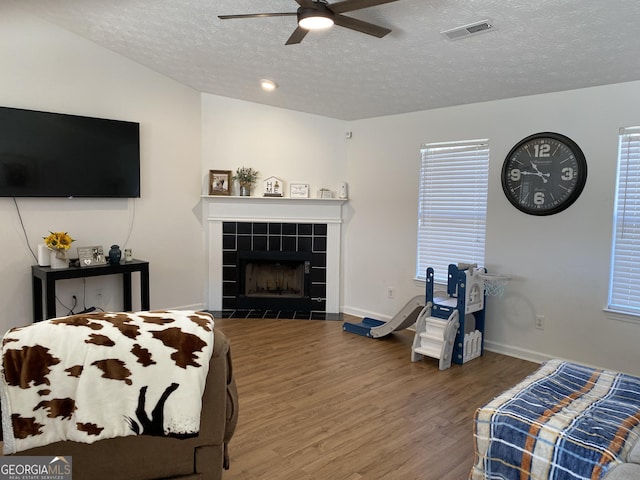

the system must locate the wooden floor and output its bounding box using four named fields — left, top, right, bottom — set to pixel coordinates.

left=216, top=316, right=538, bottom=480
